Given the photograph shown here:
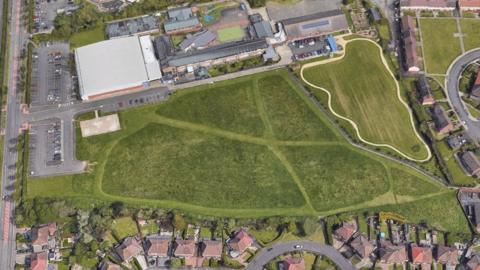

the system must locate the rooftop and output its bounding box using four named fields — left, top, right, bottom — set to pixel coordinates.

left=106, top=15, right=159, bottom=39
